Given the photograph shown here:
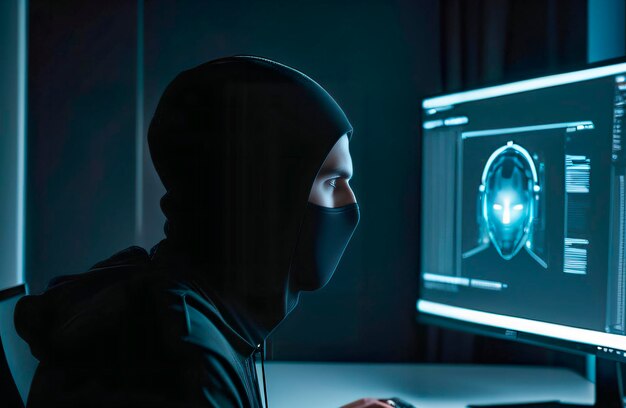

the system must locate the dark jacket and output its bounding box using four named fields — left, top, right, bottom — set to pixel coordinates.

left=16, top=245, right=264, bottom=407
